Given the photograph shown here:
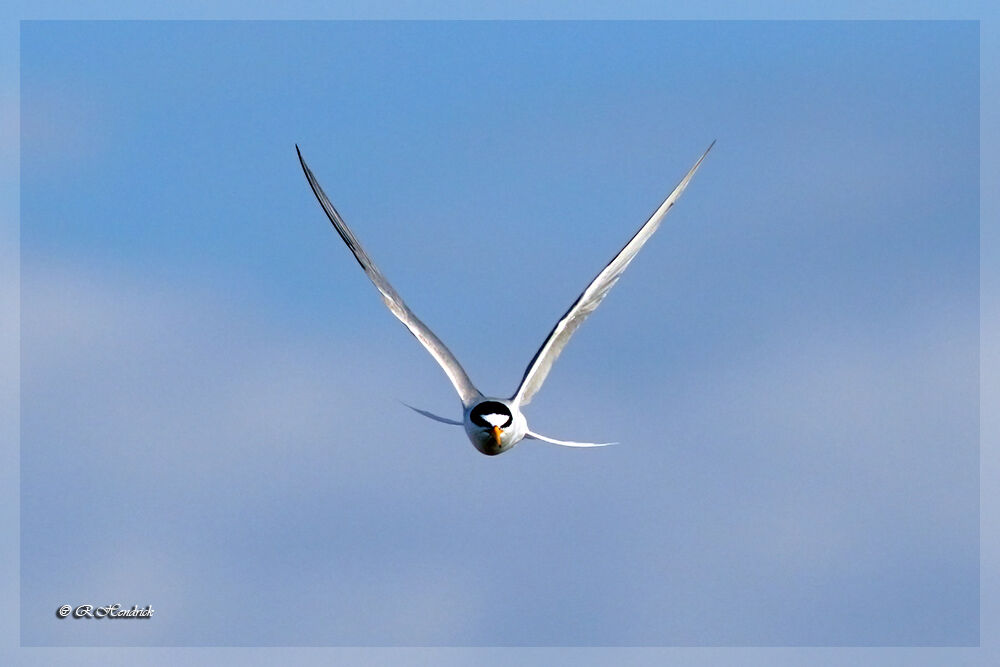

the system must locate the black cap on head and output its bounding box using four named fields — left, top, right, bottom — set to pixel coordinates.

left=470, top=401, right=513, bottom=428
